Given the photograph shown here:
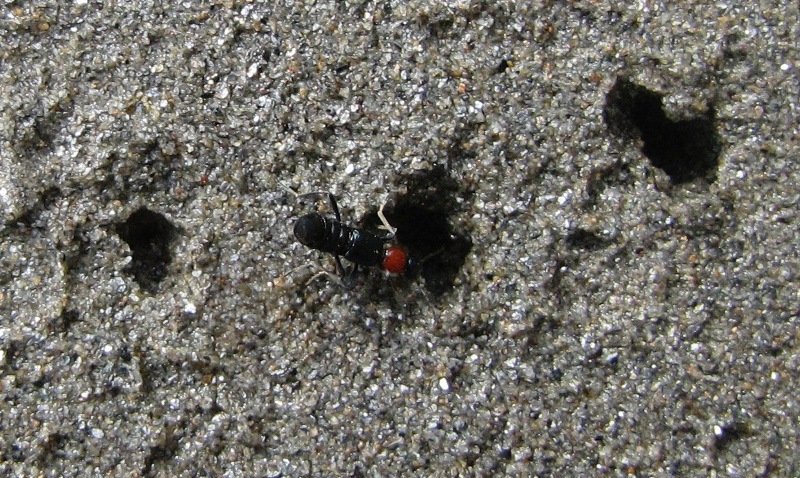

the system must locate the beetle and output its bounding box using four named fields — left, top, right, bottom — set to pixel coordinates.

left=293, top=192, right=415, bottom=286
